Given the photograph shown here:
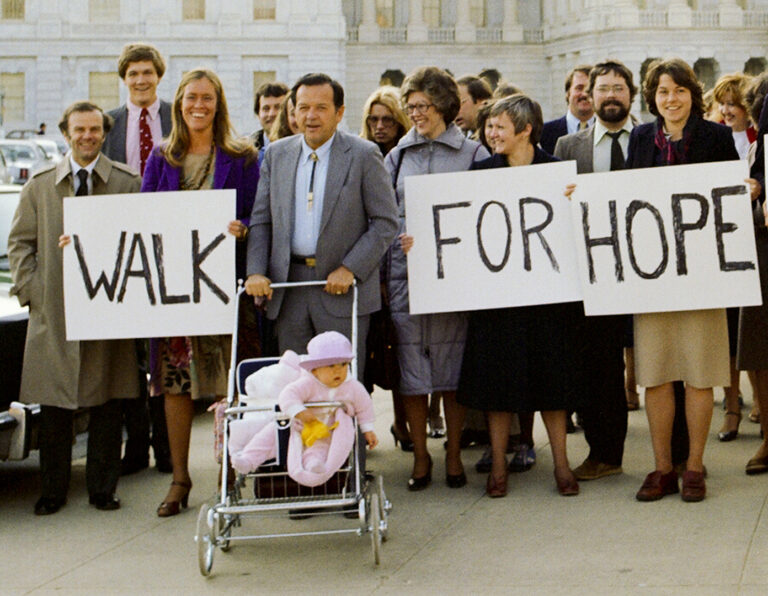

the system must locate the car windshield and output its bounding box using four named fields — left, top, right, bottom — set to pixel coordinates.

left=0, top=145, right=37, bottom=161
